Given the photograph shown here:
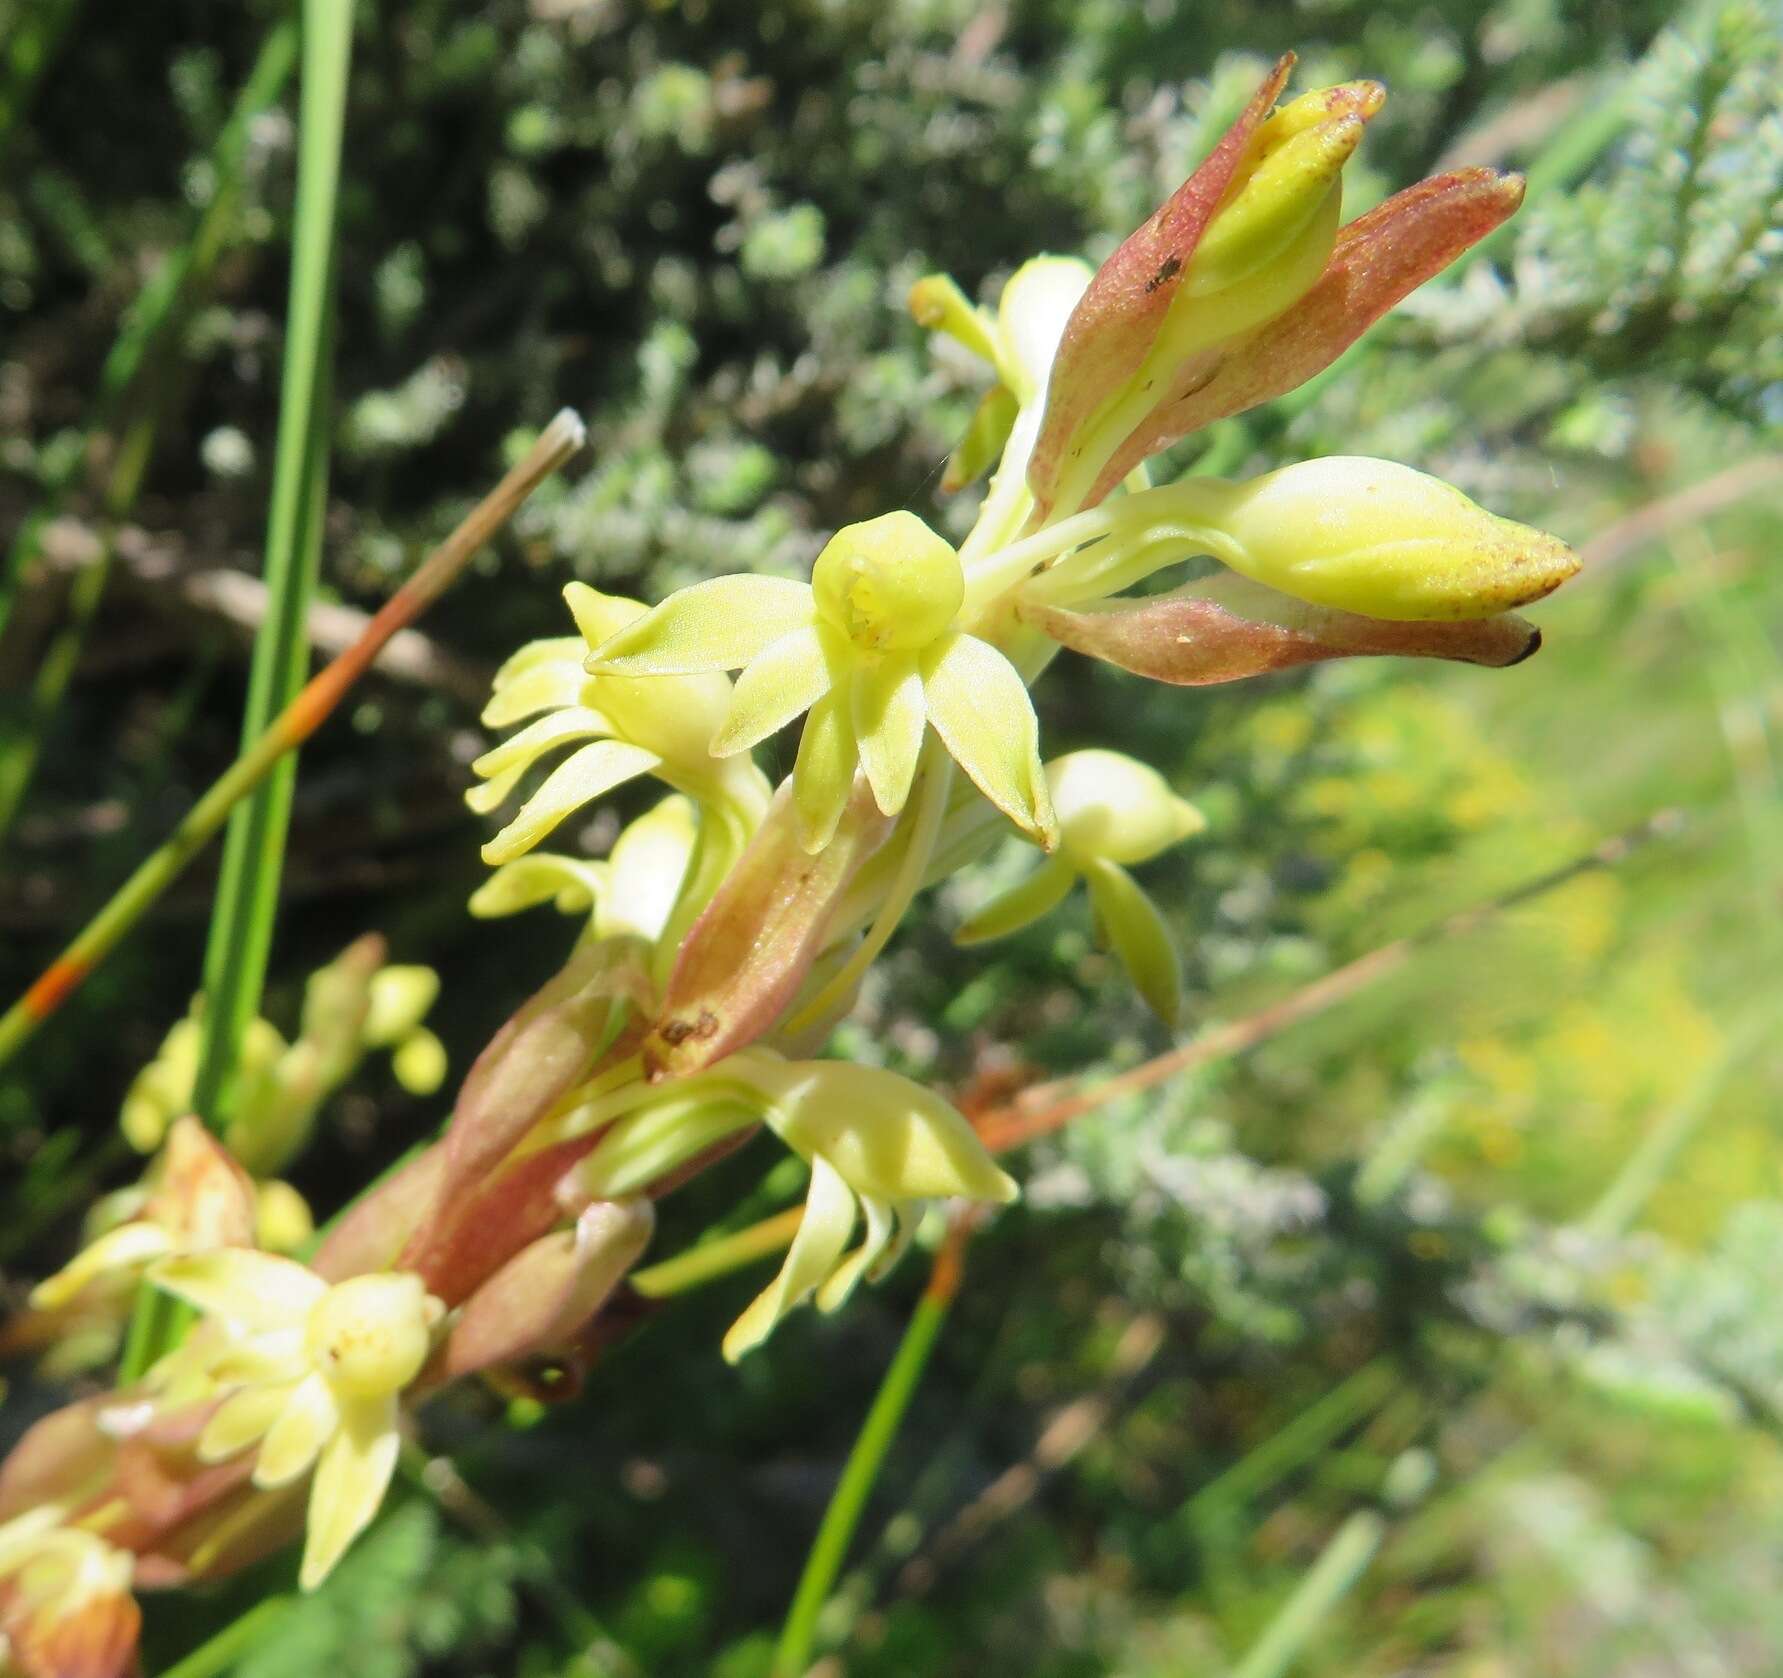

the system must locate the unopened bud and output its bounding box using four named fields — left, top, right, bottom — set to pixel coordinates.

left=364, top=966, right=440, bottom=1048
left=391, top=1027, right=448, bottom=1096
left=1200, top=456, right=1580, bottom=620
left=256, top=1179, right=316, bottom=1254
left=1048, top=750, right=1206, bottom=867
